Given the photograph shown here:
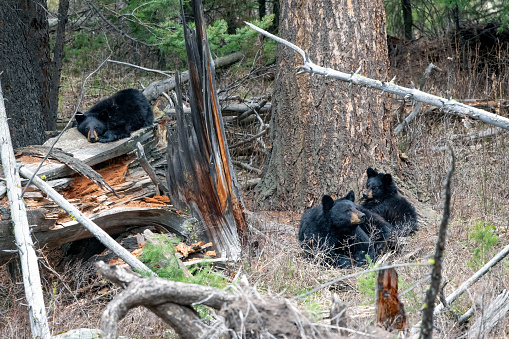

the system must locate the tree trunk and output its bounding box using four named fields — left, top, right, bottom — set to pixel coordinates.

left=402, top=0, right=413, bottom=40
left=48, top=0, right=70, bottom=132
left=256, top=0, right=396, bottom=210
left=0, top=0, right=52, bottom=148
